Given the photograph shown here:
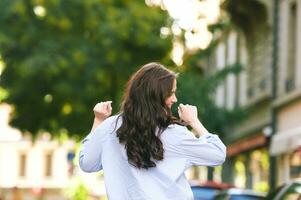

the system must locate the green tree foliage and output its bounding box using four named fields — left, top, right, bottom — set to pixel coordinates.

left=71, top=183, right=88, bottom=200
left=0, top=0, right=172, bottom=137
left=65, top=180, right=89, bottom=200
